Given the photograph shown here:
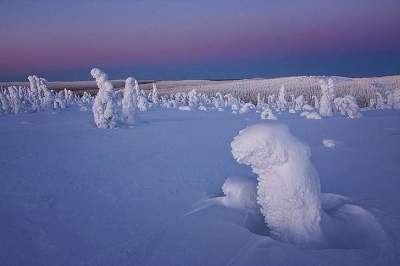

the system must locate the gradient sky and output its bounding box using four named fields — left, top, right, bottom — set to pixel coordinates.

left=1, top=0, right=400, bottom=81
